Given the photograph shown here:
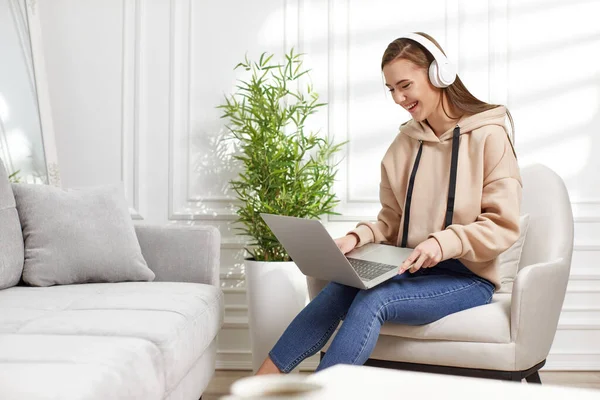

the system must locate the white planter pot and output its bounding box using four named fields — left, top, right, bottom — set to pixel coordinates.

left=245, top=259, right=309, bottom=373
